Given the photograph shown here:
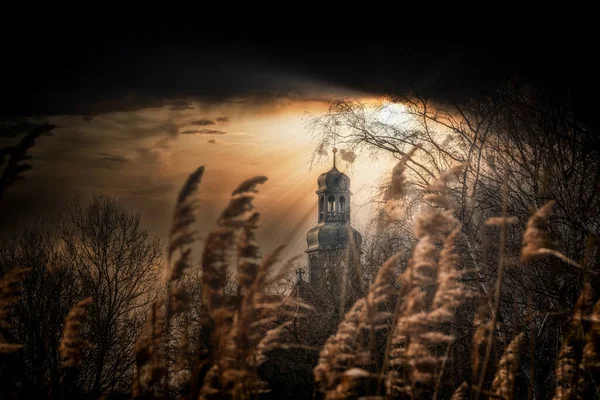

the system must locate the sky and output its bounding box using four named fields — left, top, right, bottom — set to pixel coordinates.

left=0, top=95, right=399, bottom=261
left=1, top=27, right=597, bottom=263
